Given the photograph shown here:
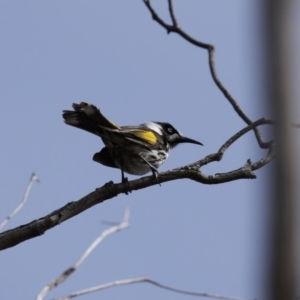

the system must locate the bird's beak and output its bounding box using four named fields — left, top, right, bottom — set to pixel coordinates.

left=178, top=135, right=203, bottom=146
